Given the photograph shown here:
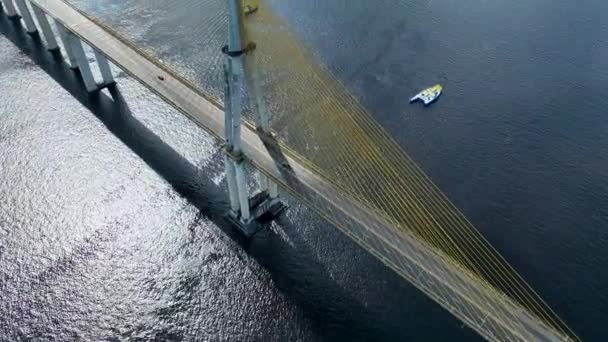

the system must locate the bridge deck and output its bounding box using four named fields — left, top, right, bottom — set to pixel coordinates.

left=27, top=0, right=569, bottom=340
